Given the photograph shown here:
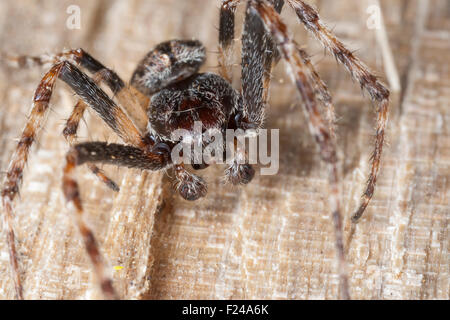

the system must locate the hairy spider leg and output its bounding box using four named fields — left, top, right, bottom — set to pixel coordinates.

left=219, top=0, right=282, bottom=184
left=0, top=49, right=150, bottom=190
left=296, top=46, right=338, bottom=139
left=287, top=0, right=390, bottom=222
left=62, top=69, right=123, bottom=192
left=63, top=142, right=169, bottom=299
left=219, top=1, right=337, bottom=138
left=1, top=64, right=63, bottom=299
left=1, top=48, right=149, bottom=133
left=250, top=0, right=350, bottom=300
left=1, top=61, right=147, bottom=299
left=219, top=0, right=239, bottom=83
left=240, top=0, right=283, bottom=128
